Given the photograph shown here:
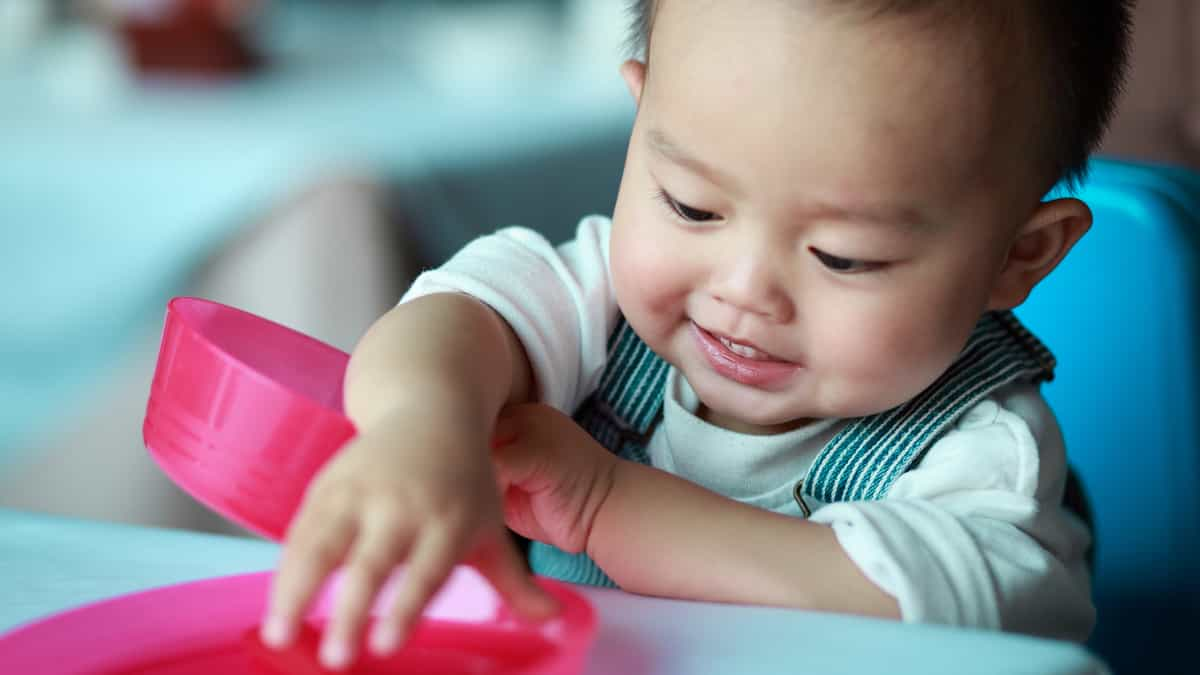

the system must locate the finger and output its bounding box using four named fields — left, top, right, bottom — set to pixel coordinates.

left=490, top=409, right=521, bottom=449
left=369, top=526, right=464, bottom=655
left=473, top=534, right=560, bottom=620
left=490, top=423, right=543, bottom=486
left=262, top=505, right=356, bottom=649
left=320, top=507, right=410, bottom=670
left=500, top=487, right=545, bottom=543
